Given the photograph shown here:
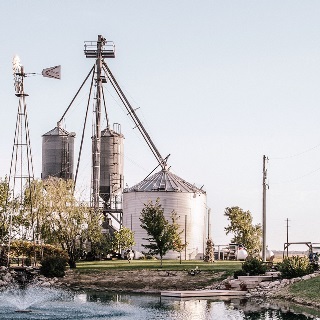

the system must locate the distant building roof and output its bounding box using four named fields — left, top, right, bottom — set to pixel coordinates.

left=124, top=169, right=206, bottom=194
